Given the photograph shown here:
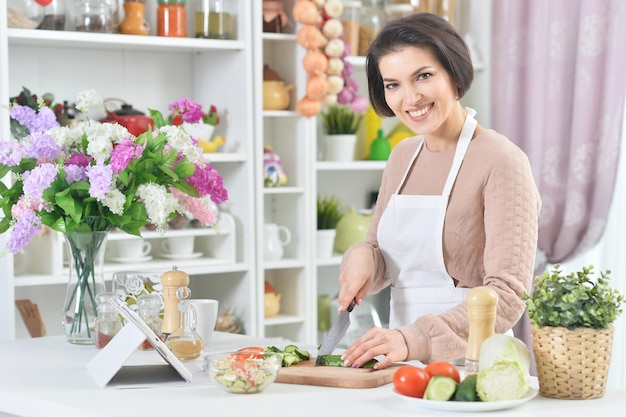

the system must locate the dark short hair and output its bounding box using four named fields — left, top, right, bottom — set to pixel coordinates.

left=366, top=13, right=474, bottom=117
